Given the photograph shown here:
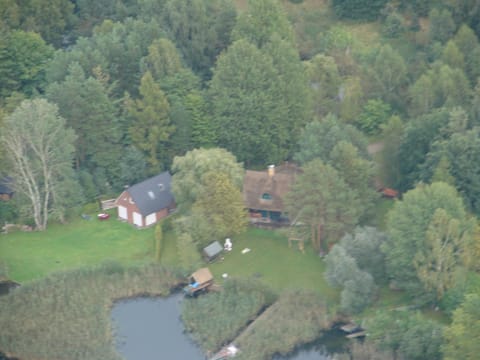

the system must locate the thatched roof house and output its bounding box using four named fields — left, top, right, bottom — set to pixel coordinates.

left=243, top=163, right=301, bottom=223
